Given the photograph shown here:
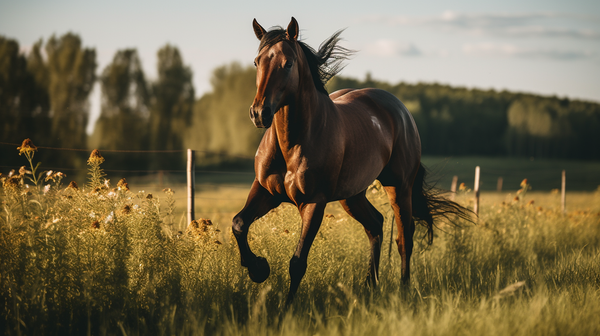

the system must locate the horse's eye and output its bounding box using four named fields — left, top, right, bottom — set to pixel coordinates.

left=253, top=61, right=257, bottom=67
left=284, top=60, right=293, bottom=69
